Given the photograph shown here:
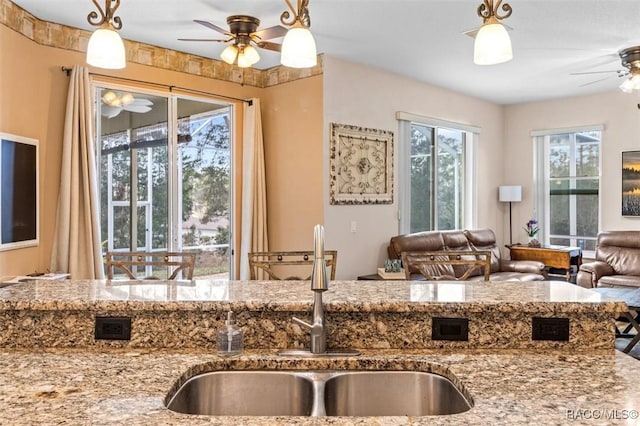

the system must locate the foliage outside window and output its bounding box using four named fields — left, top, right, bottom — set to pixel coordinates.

left=398, top=114, right=476, bottom=234
left=534, top=128, right=601, bottom=255
left=97, top=88, right=232, bottom=279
